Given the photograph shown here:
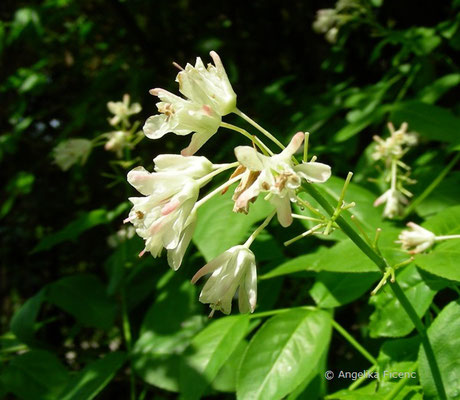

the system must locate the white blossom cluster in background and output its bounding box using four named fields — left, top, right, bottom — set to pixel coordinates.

left=124, top=51, right=332, bottom=316
left=52, top=94, right=143, bottom=170
left=312, top=0, right=366, bottom=43
left=372, top=122, right=418, bottom=219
